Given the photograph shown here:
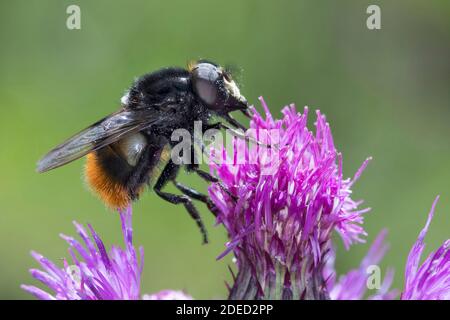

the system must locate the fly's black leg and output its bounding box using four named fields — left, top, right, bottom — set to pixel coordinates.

left=187, top=144, right=217, bottom=183
left=174, top=182, right=220, bottom=217
left=187, top=162, right=238, bottom=203
left=190, top=166, right=218, bottom=183
left=156, top=189, right=208, bottom=244
left=180, top=145, right=225, bottom=217
left=207, top=113, right=248, bottom=131
left=174, top=181, right=209, bottom=202
left=189, top=140, right=238, bottom=202
left=154, top=160, right=208, bottom=244
left=241, top=108, right=253, bottom=118
left=206, top=122, right=272, bottom=149
left=222, top=113, right=248, bottom=131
